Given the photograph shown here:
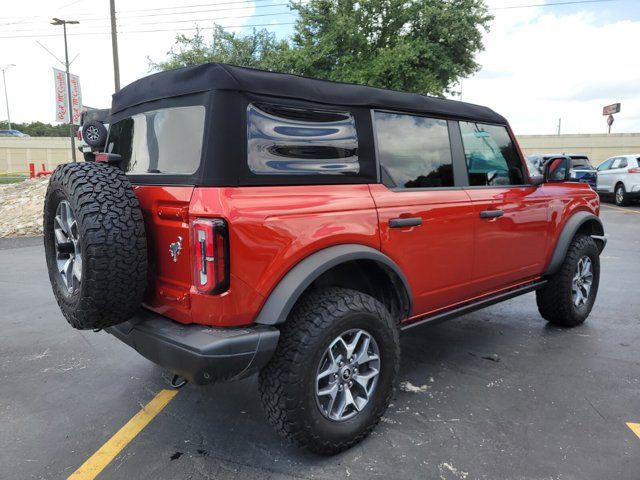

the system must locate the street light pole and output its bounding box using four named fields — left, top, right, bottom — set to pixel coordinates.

left=1, top=64, right=15, bottom=130
left=51, top=18, right=79, bottom=162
